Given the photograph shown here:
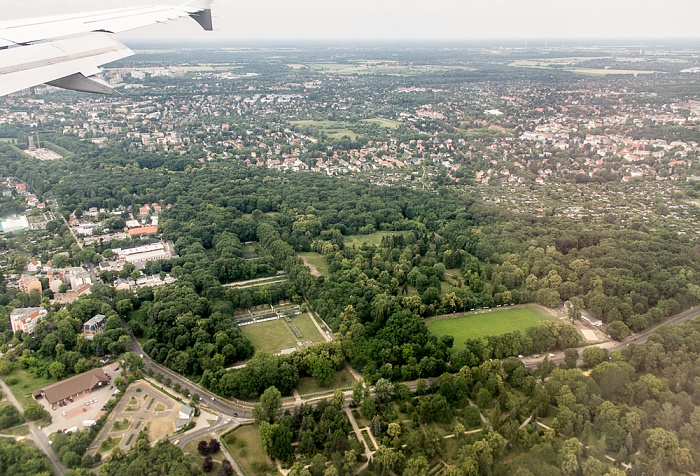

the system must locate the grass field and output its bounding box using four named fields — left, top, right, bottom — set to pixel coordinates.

left=427, top=306, right=557, bottom=351
left=362, top=117, right=401, bottom=129
left=344, top=231, right=399, bottom=247
left=224, top=425, right=275, bottom=476
left=296, top=367, right=355, bottom=396
left=4, top=369, right=54, bottom=409
left=290, top=314, right=326, bottom=343
left=290, top=120, right=357, bottom=139
left=241, top=319, right=298, bottom=354
left=298, top=251, right=329, bottom=277
left=184, top=436, right=224, bottom=472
